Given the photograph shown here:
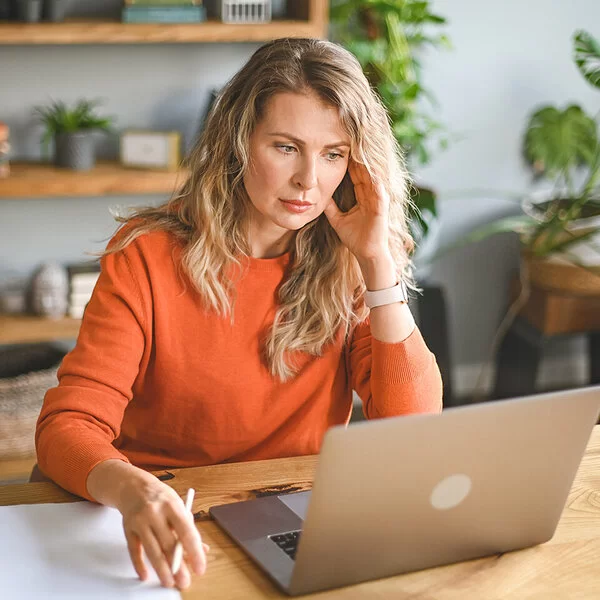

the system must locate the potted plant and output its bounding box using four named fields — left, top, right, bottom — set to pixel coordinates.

left=330, top=0, right=450, bottom=258
left=33, top=99, right=114, bottom=171
left=465, top=30, right=600, bottom=295
left=43, top=0, right=68, bottom=22
left=16, top=0, right=44, bottom=22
